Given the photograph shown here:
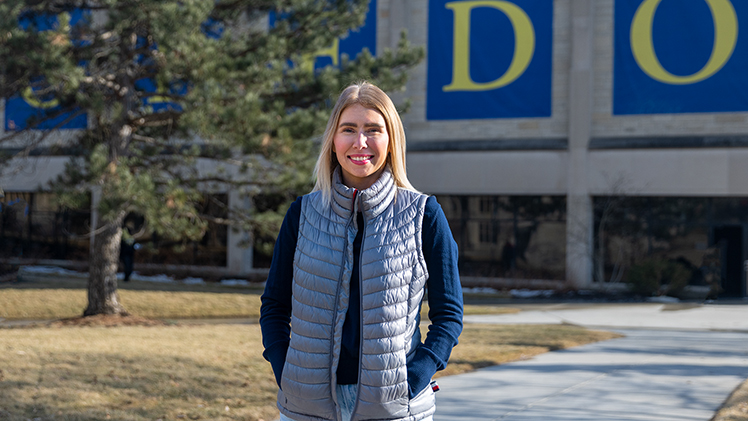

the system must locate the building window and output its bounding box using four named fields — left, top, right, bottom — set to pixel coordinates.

left=133, top=194, right=229, bottom=267
left=593, top=196, right=748, bottom=297
left=0, top=192, right=230, bottom=267
left=437, top=195, right=566, bottom=280
left=0, top=191, right=91, bottom=261
left=479, top=221, right=499, bottom=244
